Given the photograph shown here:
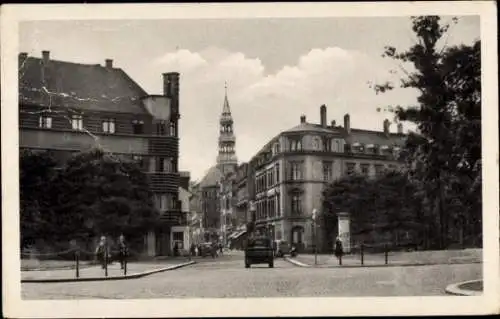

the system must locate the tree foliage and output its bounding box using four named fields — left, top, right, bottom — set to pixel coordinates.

left=20, top=148, right=159, bottom=248
left=373, top=16, right=481, bottom=248
left=322, top=171, right=422, bottom=249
